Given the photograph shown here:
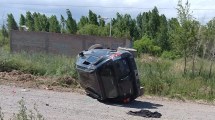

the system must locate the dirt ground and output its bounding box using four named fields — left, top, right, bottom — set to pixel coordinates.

left=0, top=71, right=215, bottom=120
